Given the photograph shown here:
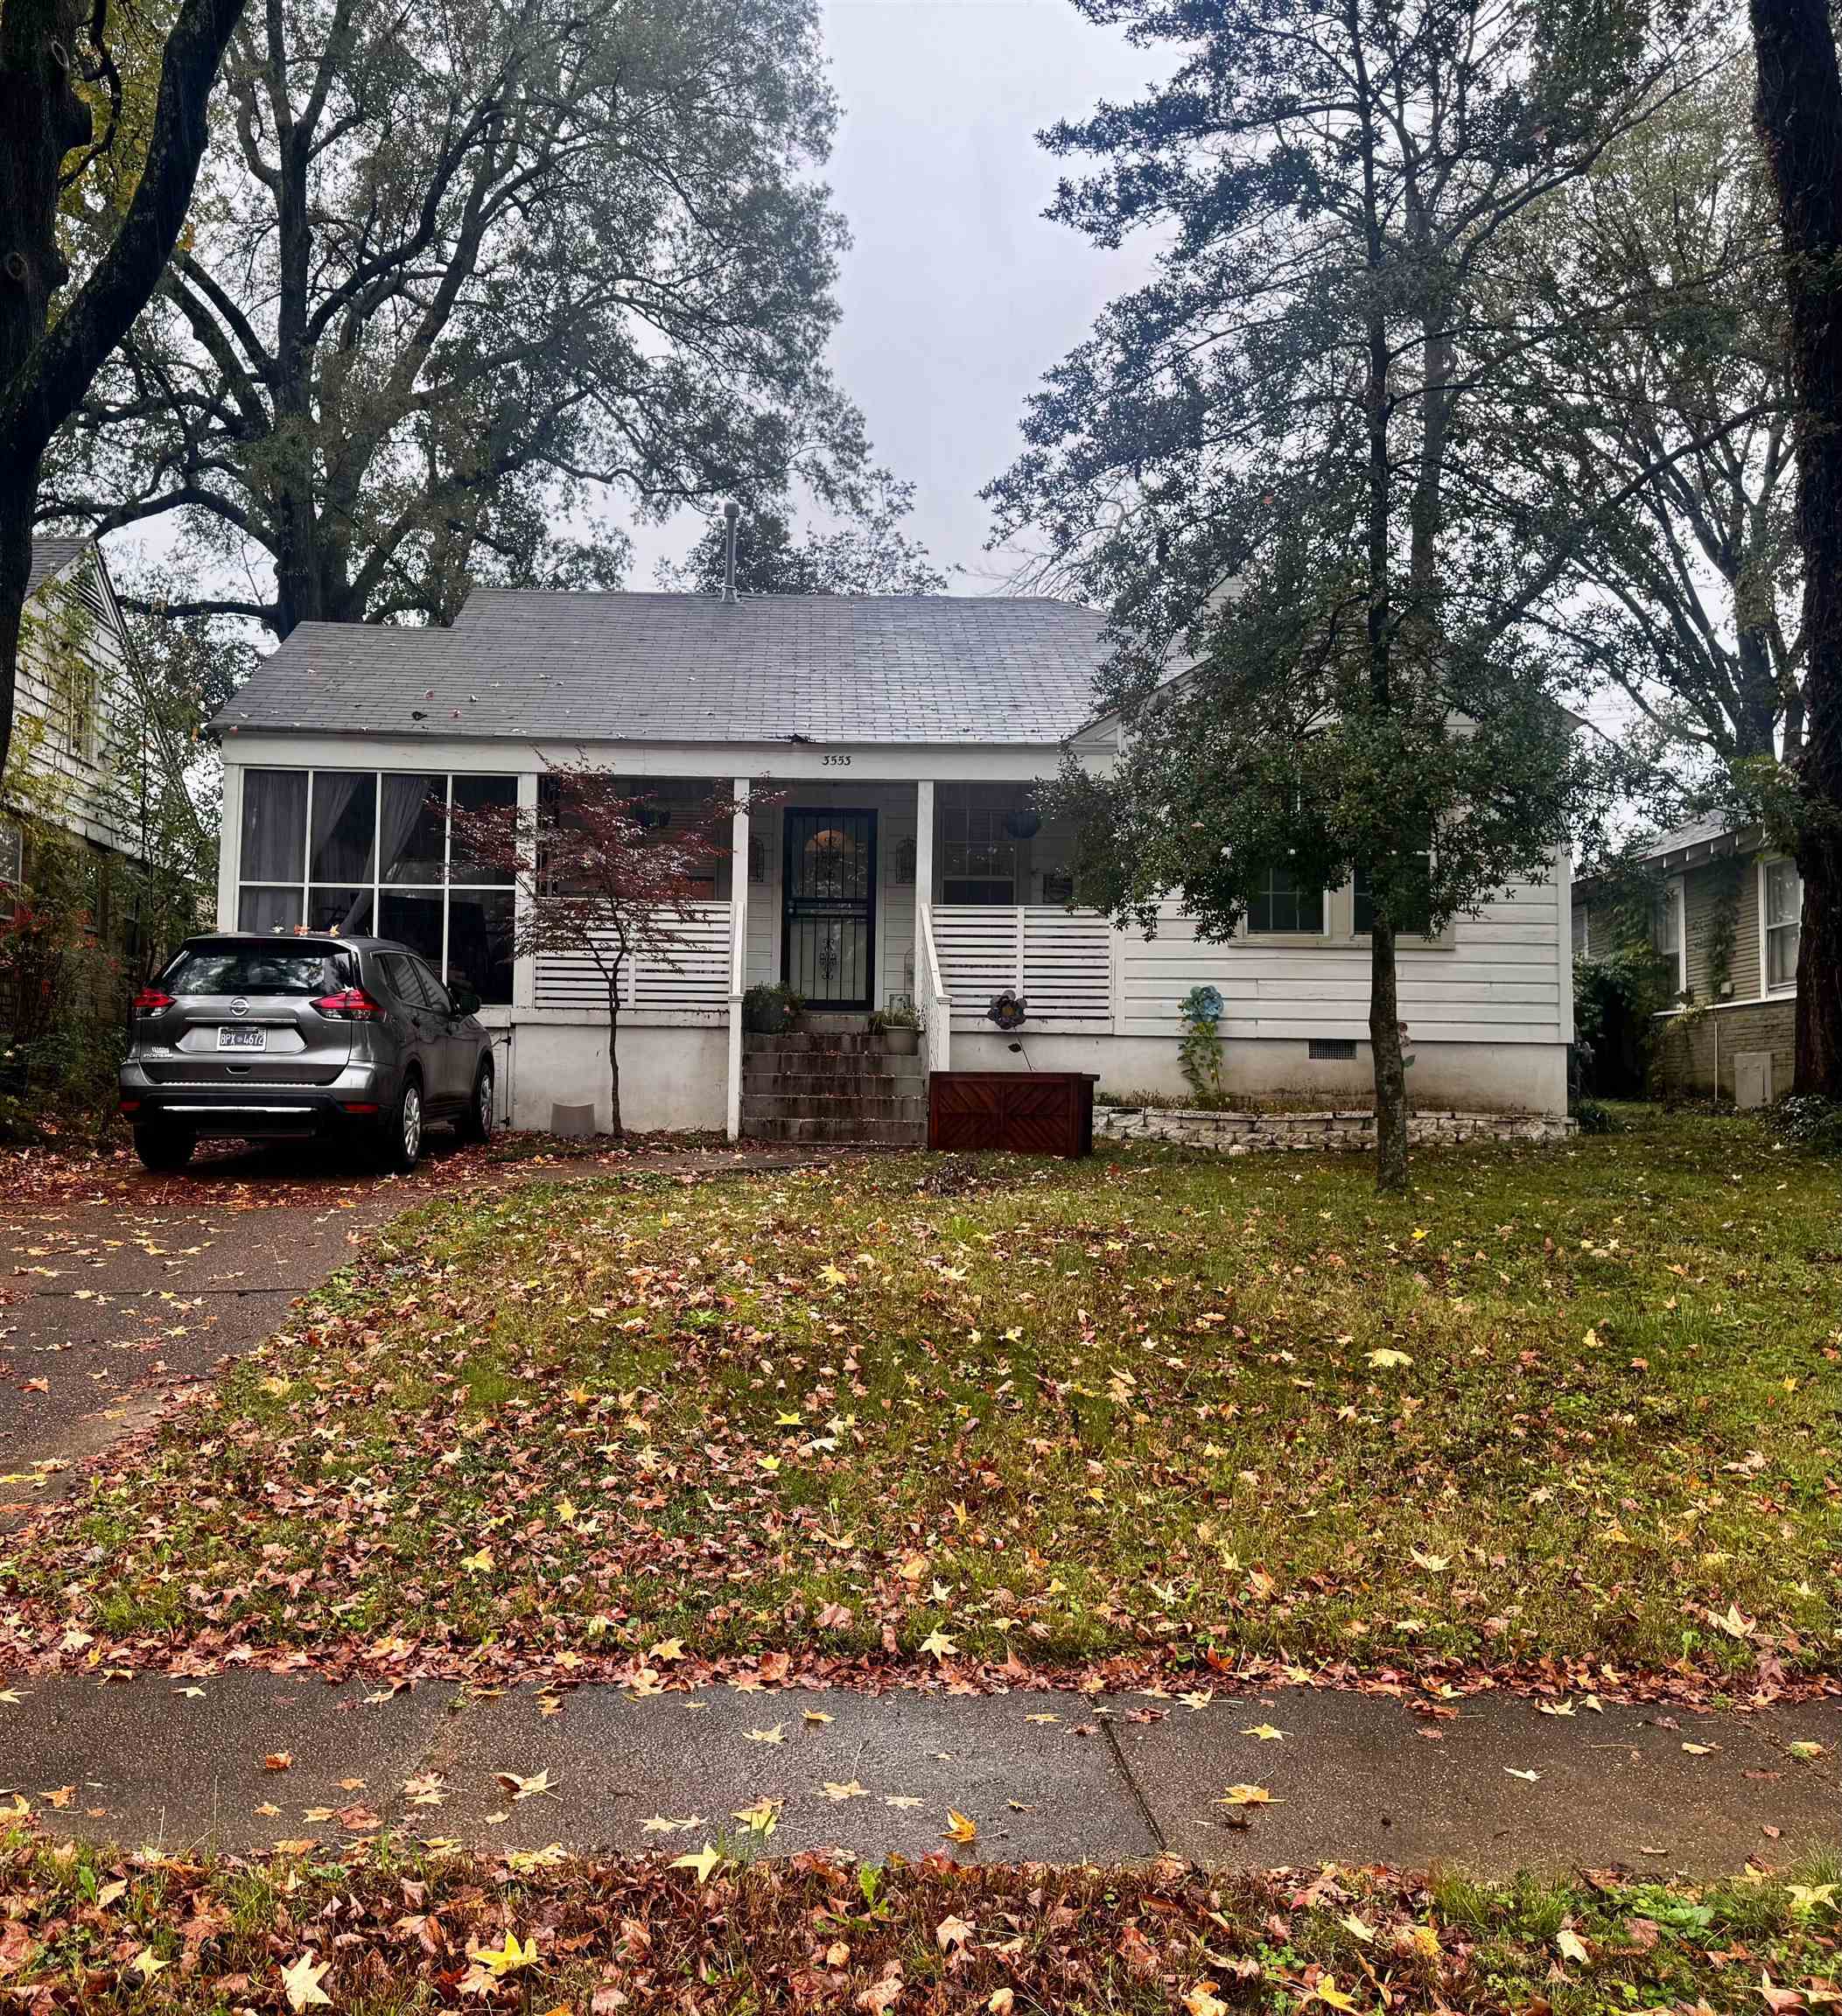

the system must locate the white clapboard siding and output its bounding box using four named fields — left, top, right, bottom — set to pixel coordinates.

left=935, top=906, right=1112, bottom=1024
left=534, top=905, right=731, bottom=1015
left=1117, top=880, right=1563, bottom=1044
